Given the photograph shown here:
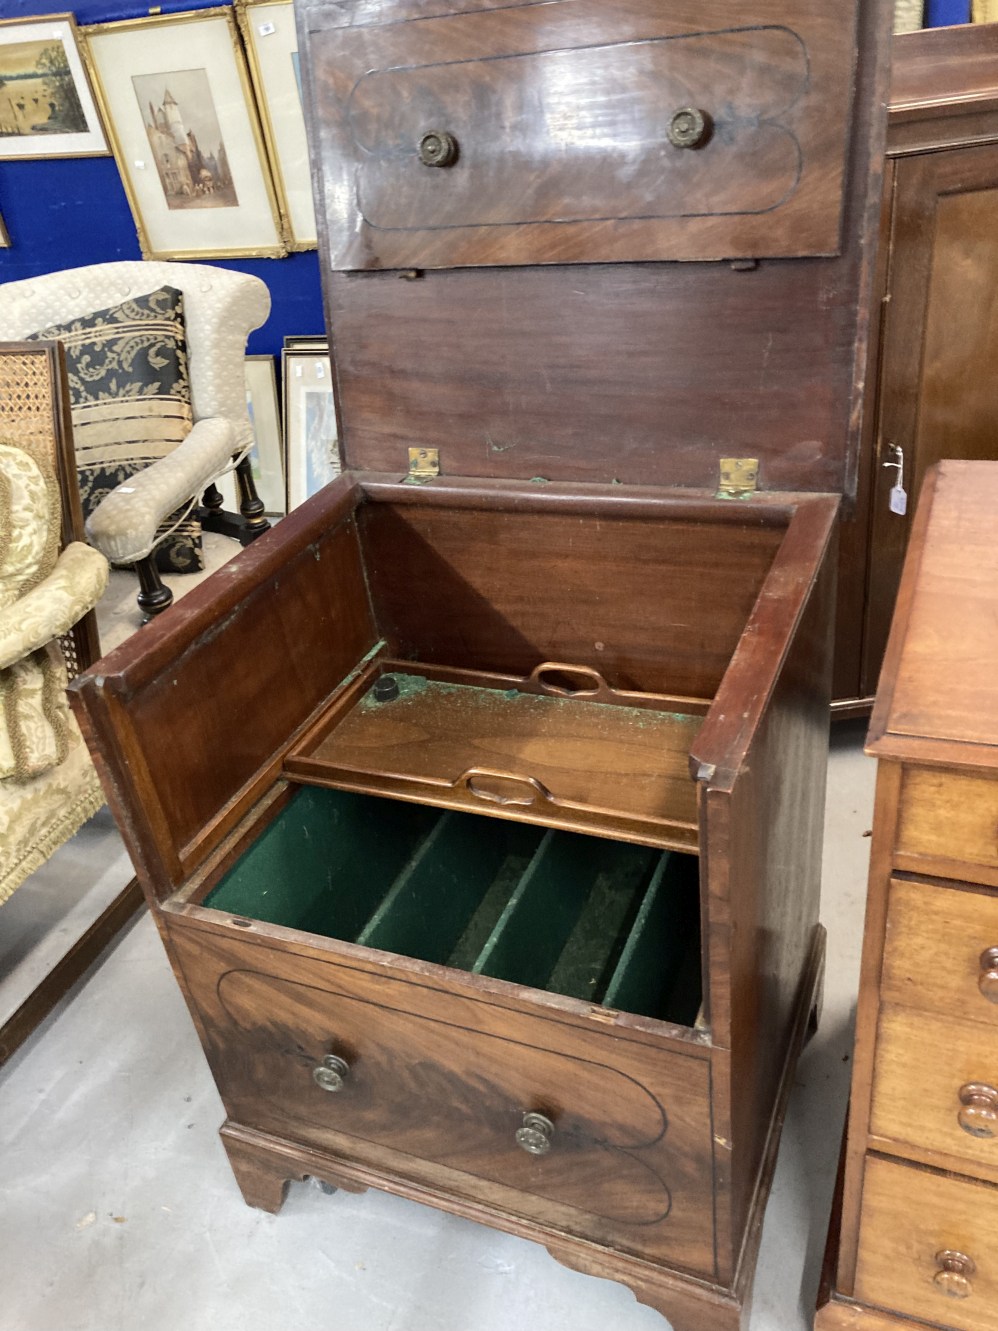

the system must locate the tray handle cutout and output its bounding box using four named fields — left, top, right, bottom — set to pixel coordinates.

left=460, top=768, right=553, bottom=808
left=531, top=661, right=610, bottom=699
